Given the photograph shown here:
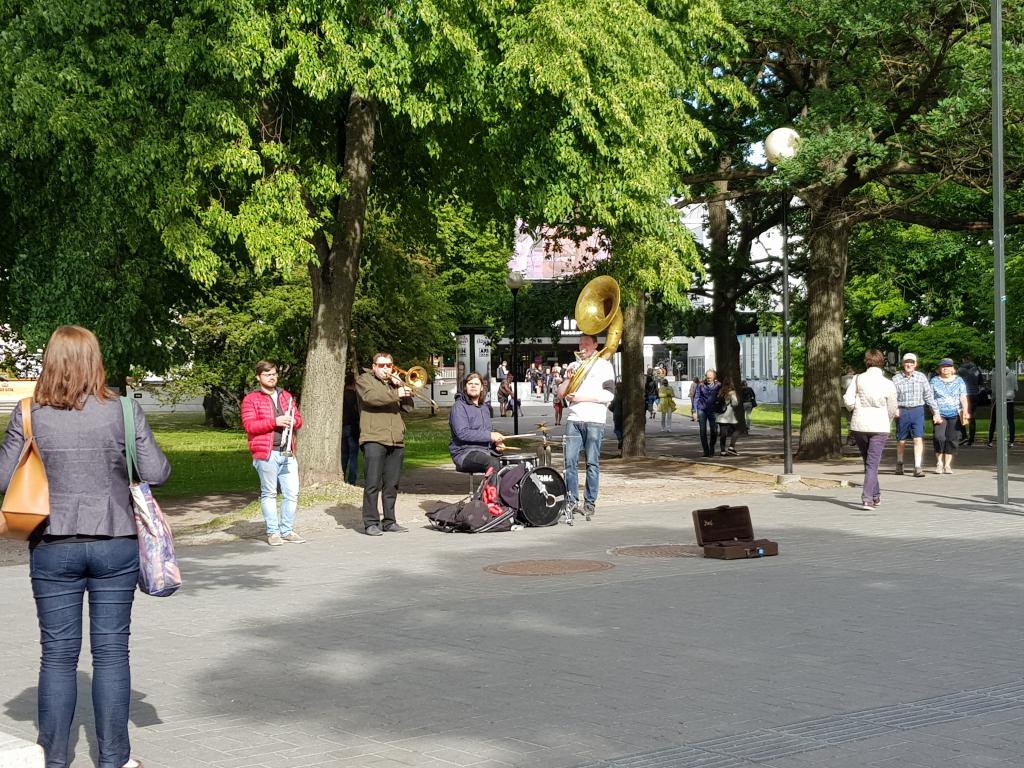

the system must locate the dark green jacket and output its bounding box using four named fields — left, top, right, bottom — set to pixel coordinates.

left=356, top=369, right=413, bottom=446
